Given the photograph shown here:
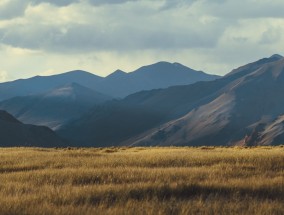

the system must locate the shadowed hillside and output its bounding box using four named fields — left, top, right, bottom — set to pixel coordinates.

left=132, top=56, right=284, bottom=146
left=0, top=110, right=66, bottom=147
